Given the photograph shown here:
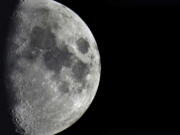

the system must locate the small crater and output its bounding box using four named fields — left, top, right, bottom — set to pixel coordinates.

left=76, top=37, right=90, bottom=54
left=72, top=59, right=90, bottom=82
